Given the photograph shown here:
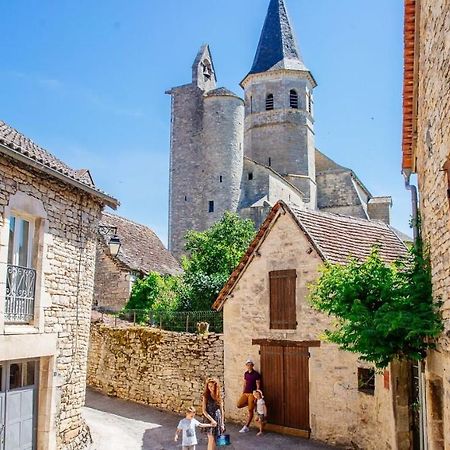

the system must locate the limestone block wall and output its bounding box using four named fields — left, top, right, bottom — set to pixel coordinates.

left=414, top=0, right=450, bottom=447
left=202, top=93, right=244, bottom=229
left=0, top=155, right=102, bottom=449
left=168, top=84, right=205, bottom=259
left=243, top=72, right=316, bottom=206
left=222, top=212, right=396, bottom=449
left=93, top=243, right=132, bottom=311
left=87, top=322, right=224, bottom=413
